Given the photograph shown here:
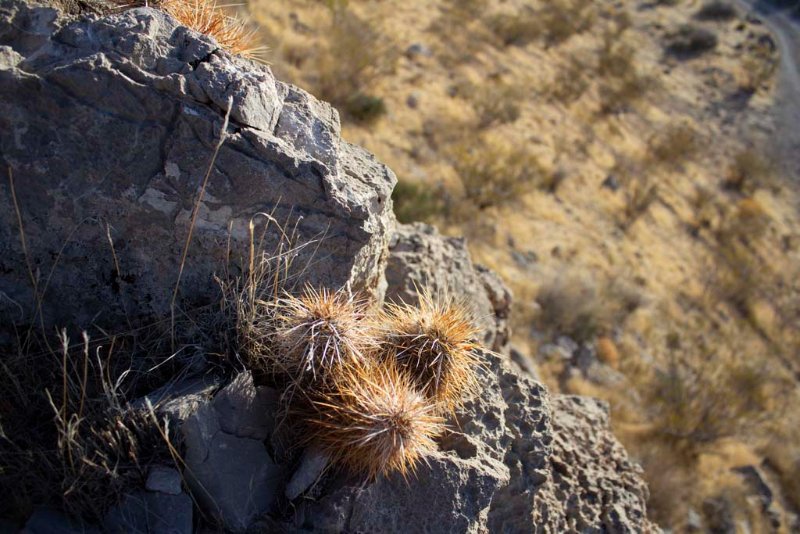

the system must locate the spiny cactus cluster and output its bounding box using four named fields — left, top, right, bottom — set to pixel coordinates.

left=244, top=286, right=482, bottom=479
